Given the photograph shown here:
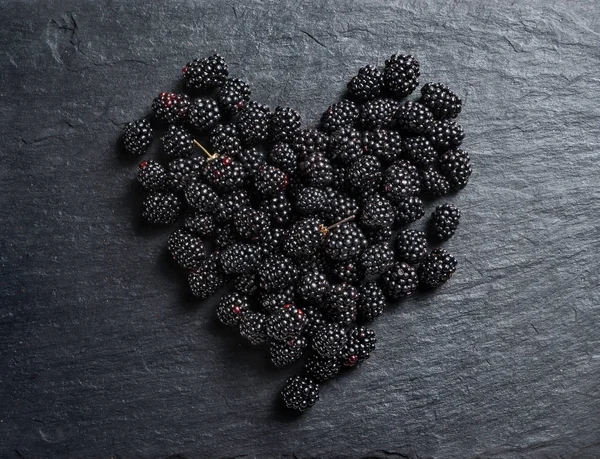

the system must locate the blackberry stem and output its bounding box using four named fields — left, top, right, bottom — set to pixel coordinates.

left=319, top=214, right=356, bottom=236
left=193, top=140, right=219, bottom=161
